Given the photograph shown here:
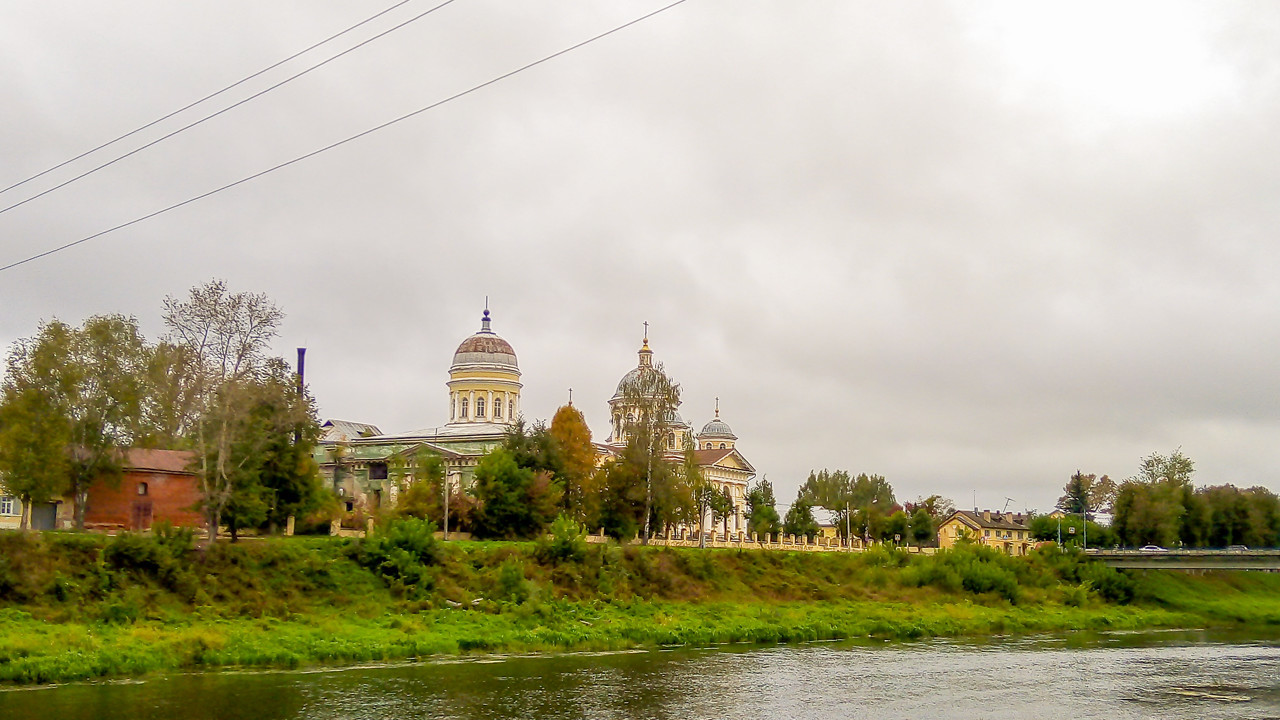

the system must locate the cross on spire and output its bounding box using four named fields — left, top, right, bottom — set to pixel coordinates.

left=643, top=321, right=648, bottom=342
